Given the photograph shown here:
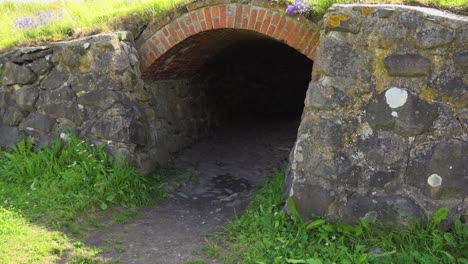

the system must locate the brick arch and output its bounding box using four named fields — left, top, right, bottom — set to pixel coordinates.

left=136, top=0, right=320, bottom=80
